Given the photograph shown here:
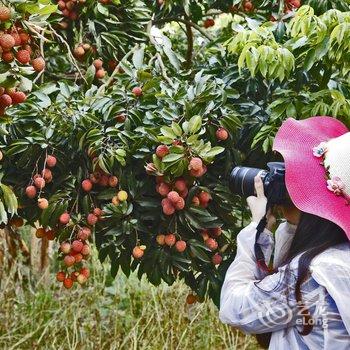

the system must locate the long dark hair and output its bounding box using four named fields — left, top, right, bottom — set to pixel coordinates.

left=256, top=211, right=348, bottom=348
